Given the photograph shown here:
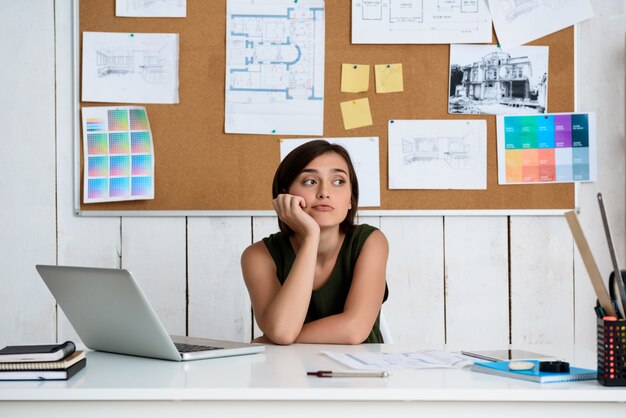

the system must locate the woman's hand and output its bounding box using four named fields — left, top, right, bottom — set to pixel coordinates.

left=272, top=193, right=320, bottom=237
